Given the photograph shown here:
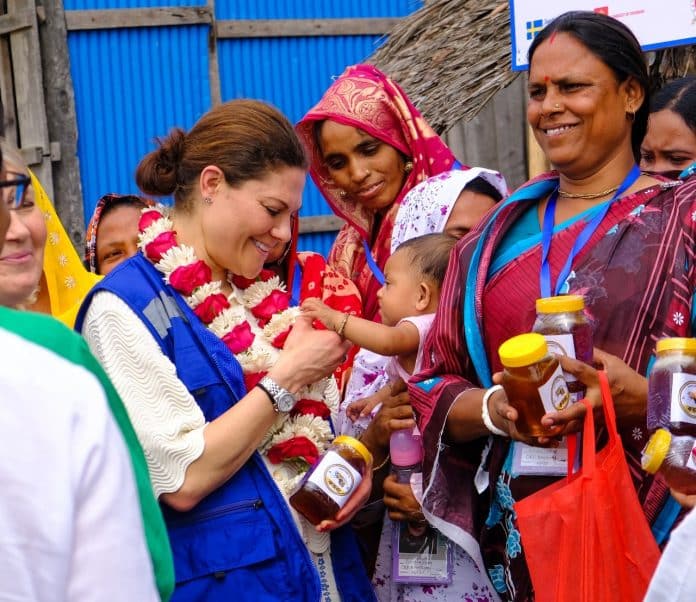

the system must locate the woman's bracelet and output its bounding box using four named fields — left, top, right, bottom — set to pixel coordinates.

left=336, top=313, right=350, bottom=338
left=372, top=453, right=391, bottom=473
left=482, top=385, right=509, bottom=437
